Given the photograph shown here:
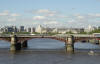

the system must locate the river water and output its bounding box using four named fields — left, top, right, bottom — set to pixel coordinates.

left=0, top=38, right=100, bottom=64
